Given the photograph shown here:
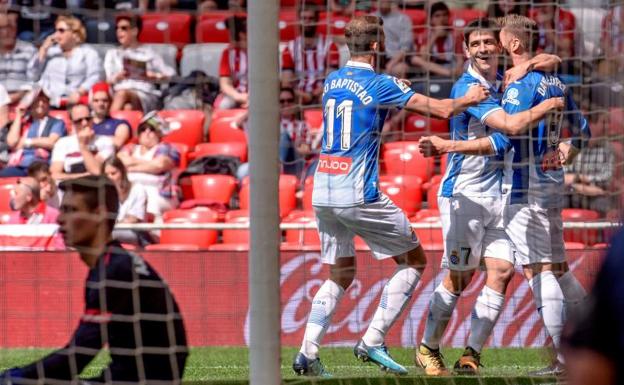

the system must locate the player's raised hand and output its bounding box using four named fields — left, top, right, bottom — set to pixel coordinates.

left=465, top=84, right=490, bottom=105
left=419, top=135, right=449, bottom=157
